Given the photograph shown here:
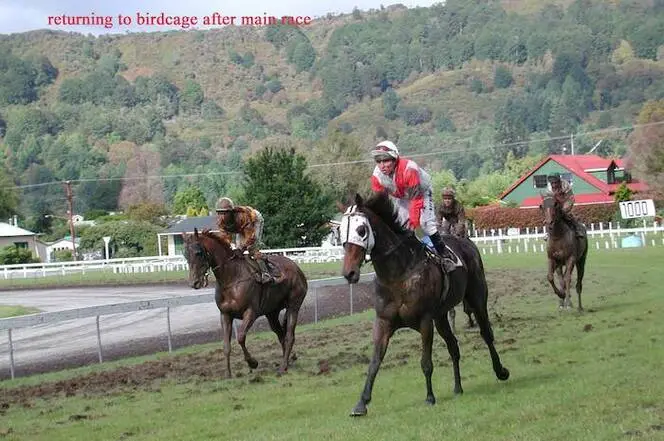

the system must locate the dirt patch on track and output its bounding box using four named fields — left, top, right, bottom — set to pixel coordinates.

left=0, top=268, right=545, bottom=409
